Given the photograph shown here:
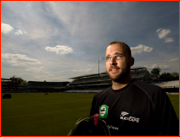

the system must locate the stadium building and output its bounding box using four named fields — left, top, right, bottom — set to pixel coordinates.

left=1, top=78, right=27, bottom=93
left=1, top=67, right=178, bottom=93
left=65, top=67, right=155, bottom=93
left=27, top=81, right=70, bottom=93
left=1, top=79, right=69, bottom=93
